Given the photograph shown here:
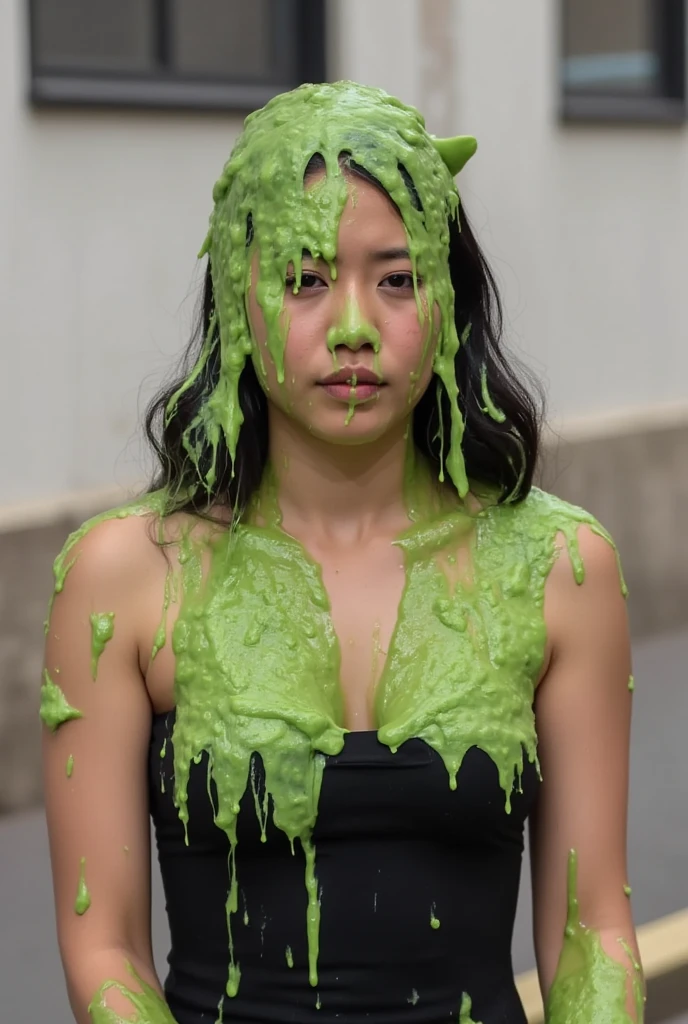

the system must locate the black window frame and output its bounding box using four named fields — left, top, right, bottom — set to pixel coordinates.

left=27, top=0, right=326, bottom=112
left=560, top=0, right=687, bottom=123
